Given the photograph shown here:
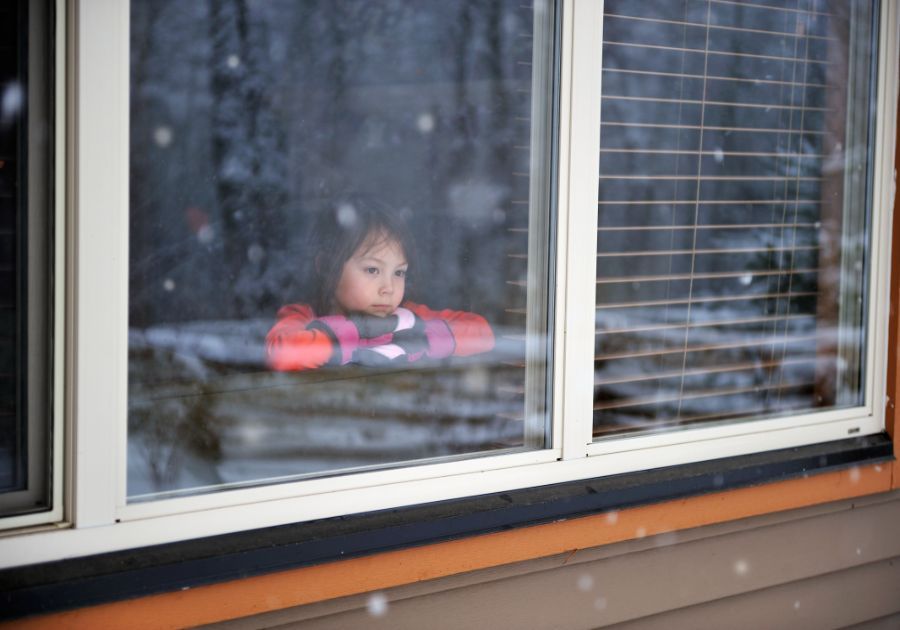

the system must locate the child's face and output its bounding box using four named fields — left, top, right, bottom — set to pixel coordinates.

left=334, top=233, right=407, bottom=317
